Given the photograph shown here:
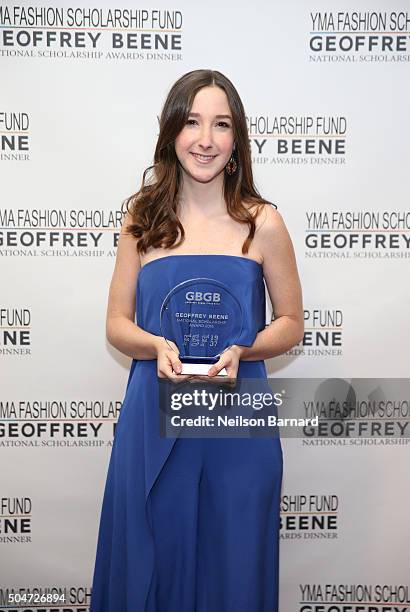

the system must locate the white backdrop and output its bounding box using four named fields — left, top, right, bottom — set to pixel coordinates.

left=1, top=1, right=409, bottom=610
